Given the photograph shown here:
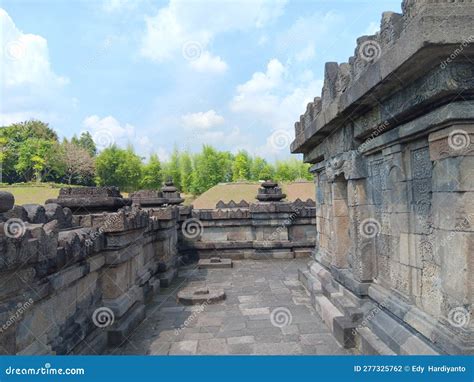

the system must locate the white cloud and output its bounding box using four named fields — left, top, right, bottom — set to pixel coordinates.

left=189, top=51, right=228, bottom=73
left=82, top=115, right=156, bottom=157
left=235, top=59, right=284, bottom=96
left=295, top=44, right=316, bottom=62
left=230, top=58, right=322, bottom=155
left=364, top=21, right=380, bottom=36
left=0, top=9, right=70, bottom=125
left=102, top=0, right=138, bottom=12
left=140, top=0, right=286, bottom=65
left=181, top=109, right=225, bottom=130
left=276, top=11, right=342, bottom=63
